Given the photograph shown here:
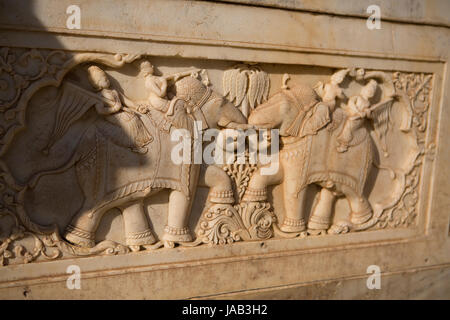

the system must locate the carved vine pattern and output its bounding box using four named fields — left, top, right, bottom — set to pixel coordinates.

left=0, top=48, right=141, bottom=265
left=374, top=72, right=434, bottom=228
